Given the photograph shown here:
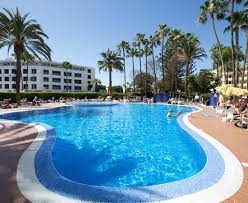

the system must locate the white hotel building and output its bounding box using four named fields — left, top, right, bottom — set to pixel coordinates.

left=0, top=60, right=95, bottom=92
